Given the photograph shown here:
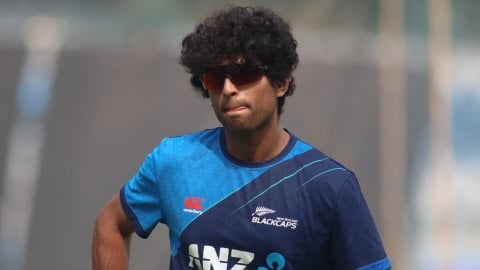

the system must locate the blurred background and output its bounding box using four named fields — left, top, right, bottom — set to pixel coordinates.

left=0, top=0, right=479, bottom=269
